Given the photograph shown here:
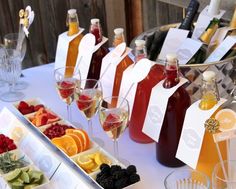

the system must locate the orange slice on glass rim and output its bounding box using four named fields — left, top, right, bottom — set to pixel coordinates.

left=215, top=109, right=236, bottom=131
